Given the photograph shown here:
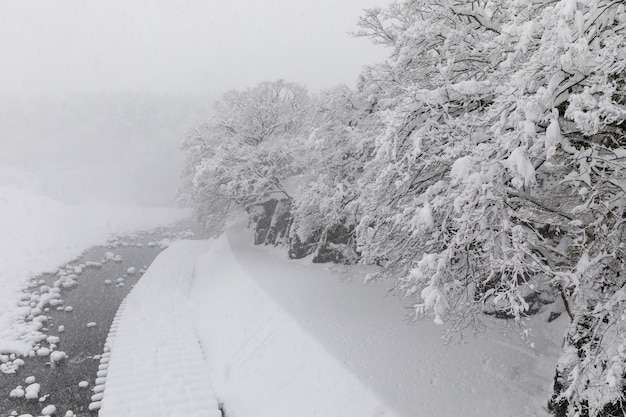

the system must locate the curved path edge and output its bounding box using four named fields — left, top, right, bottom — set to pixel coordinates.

left=96, top=240, right=220, bottom=417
